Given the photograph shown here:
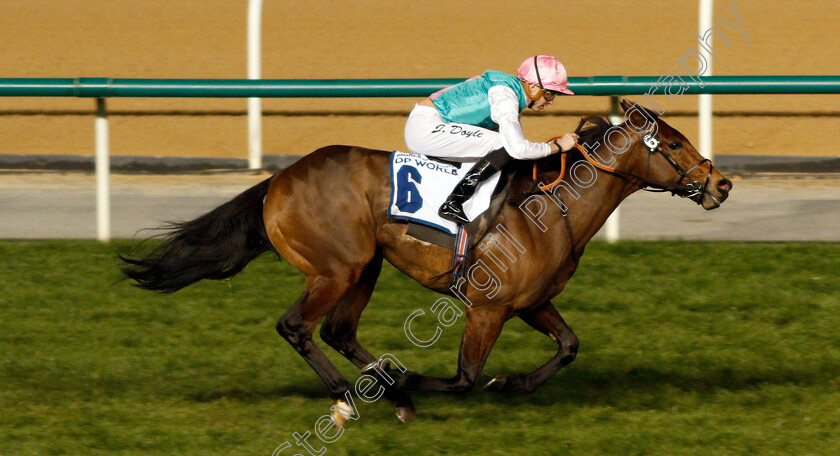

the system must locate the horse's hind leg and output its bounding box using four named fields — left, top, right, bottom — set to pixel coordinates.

left=275, top=277, right=357, bottom=401
left=318, top=252, right=384, bottom=368
left=484, top=300, right=579, bottom=393
left=319, top=252, right=416, bottom=422
left=264, top=162, right=379, bottom=403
